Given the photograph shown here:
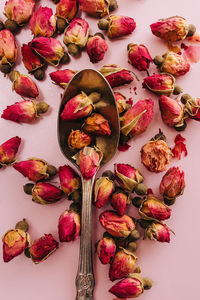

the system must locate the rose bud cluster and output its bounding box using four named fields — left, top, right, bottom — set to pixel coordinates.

left=86, top=33, right=108, bottom=63
left=58, top=165, right=80, bottom=196
left=110, top=188, right=130, bottom=216
left=96, top=237, right=116, bottom=264
left=68, top=130, right=92, bottom=150
left=79, top=0, right=118, bottom=18
left=98, top=15, right=136, bottom=39
left=145, top=222, right=171, bottom=243
left=128, top=44, right=152, bottom=72
left=100, top=64, right=134, bottom=87
left=83, top=113, right=111, bottom=136
left=0, top=136, right=21, bottom=167
left=0, top=29, right=18, bottom=74
left=49, top=69, right=77, bottom=88
left=114, top=92, right=128, bottom=114
left=93, top=176, right=114, bottom=208
left=56, top=0, right=78, bottom=34
left=58, top=206, right=81, bottom=242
